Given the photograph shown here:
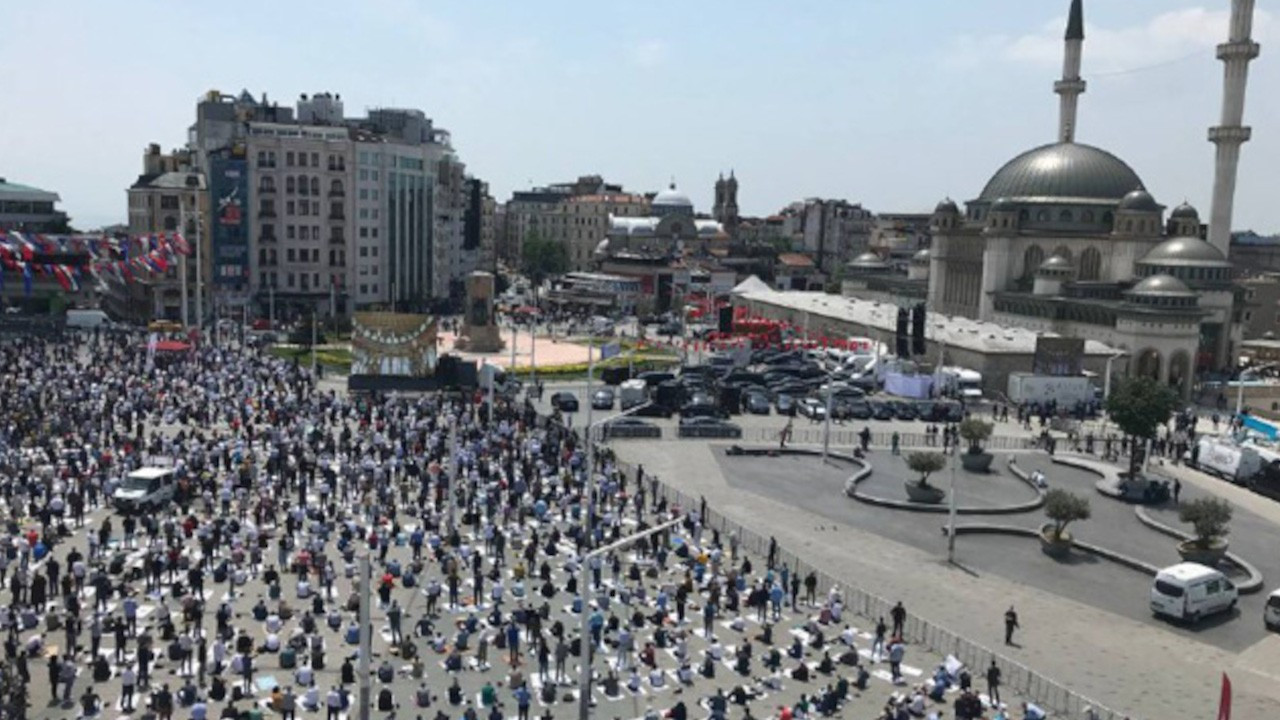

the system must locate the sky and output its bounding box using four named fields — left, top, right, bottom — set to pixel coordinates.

left=1, top=0, right=1277, bottom=233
